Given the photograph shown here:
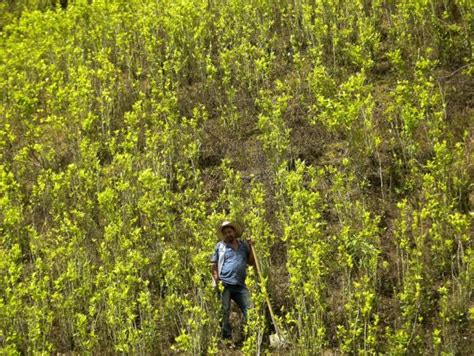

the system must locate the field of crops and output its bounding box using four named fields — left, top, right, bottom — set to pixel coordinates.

left=1, top=0, right=473, bottom=354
